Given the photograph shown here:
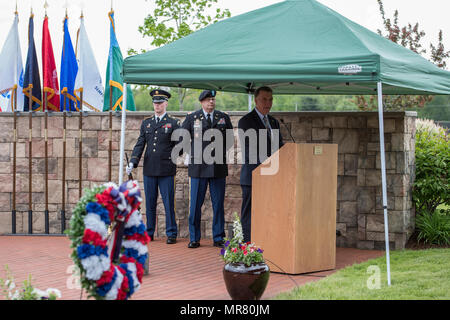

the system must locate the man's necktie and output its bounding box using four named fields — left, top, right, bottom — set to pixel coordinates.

left=156, top=117, right=160, bottom=124
left=207, top=113, right=212, bottom=127
left=263, top=115, right=272, bottom=135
